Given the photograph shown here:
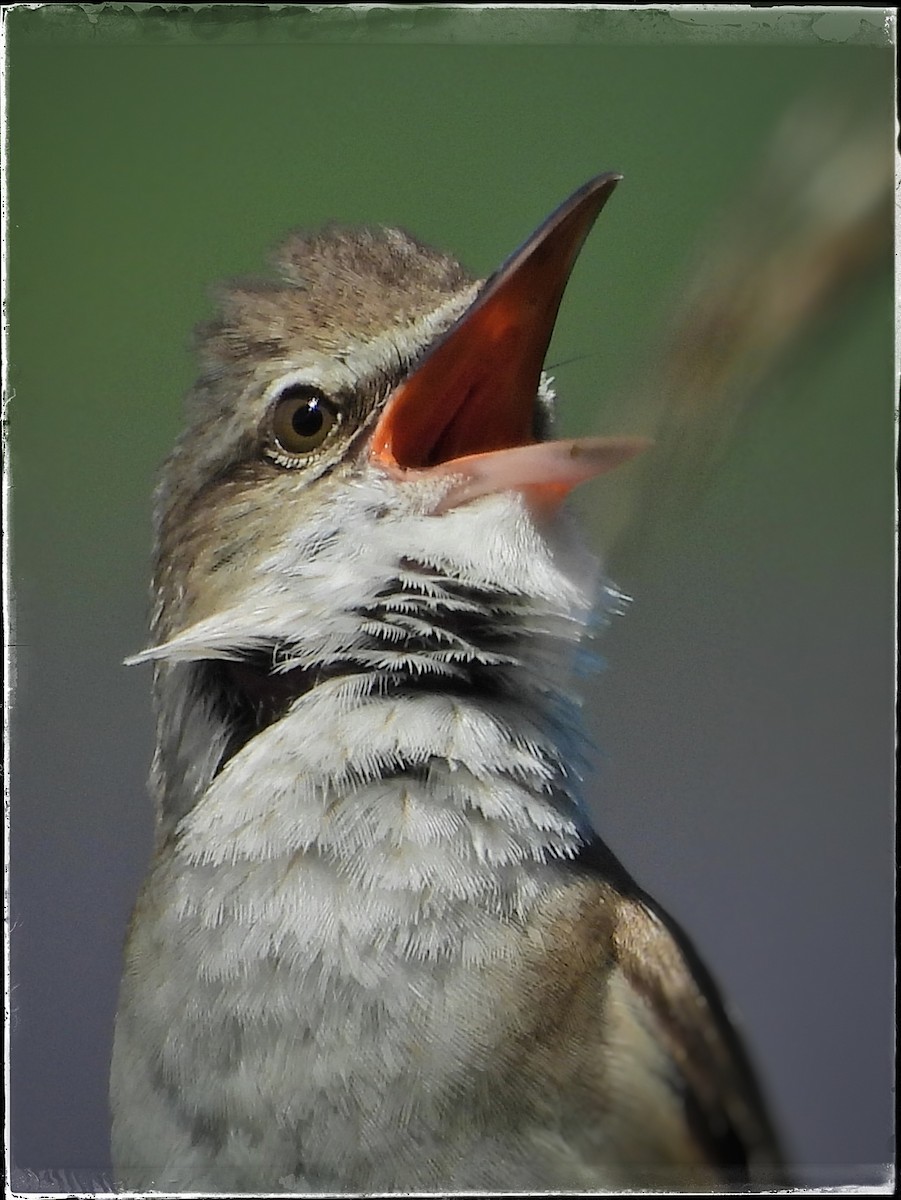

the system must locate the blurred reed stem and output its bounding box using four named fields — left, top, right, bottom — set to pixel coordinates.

left=603, top=97, right=894, bottom=578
